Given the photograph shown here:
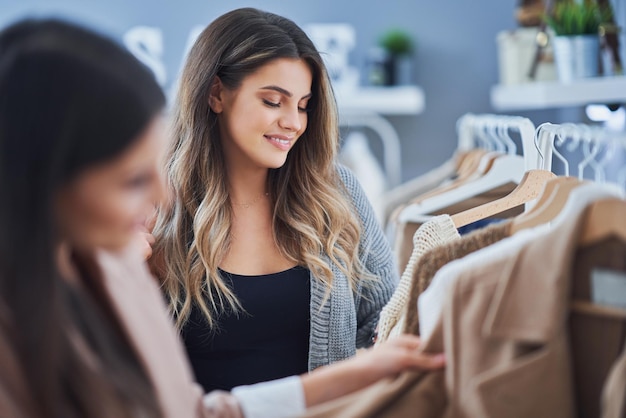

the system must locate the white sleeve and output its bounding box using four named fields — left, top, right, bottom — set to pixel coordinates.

left=230, top=375, right=305, bottom=418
